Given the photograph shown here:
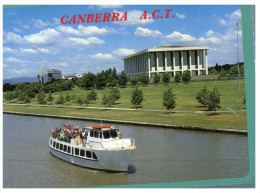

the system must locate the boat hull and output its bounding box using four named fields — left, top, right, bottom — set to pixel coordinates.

left=49, top=145, right=134, bottom=172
